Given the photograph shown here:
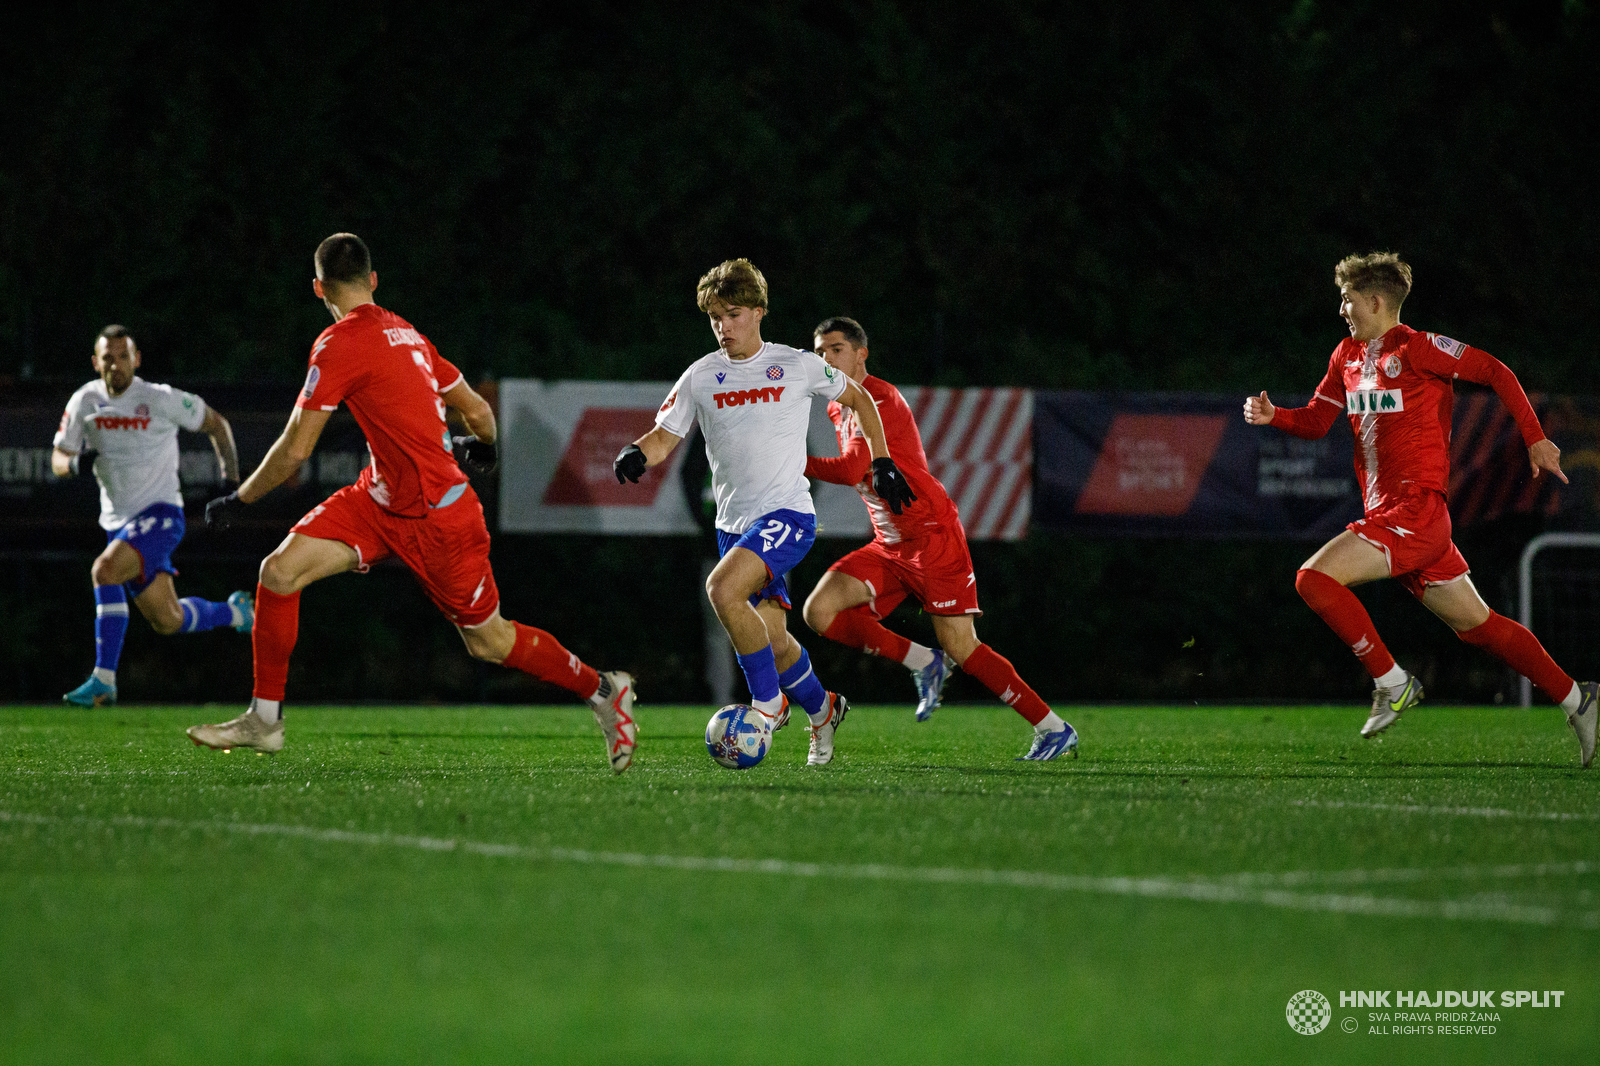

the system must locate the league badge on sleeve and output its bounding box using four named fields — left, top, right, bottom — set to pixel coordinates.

left=1430, top=334, right=1465, bottom=358
left=302, top=365, right=321, bottom=399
